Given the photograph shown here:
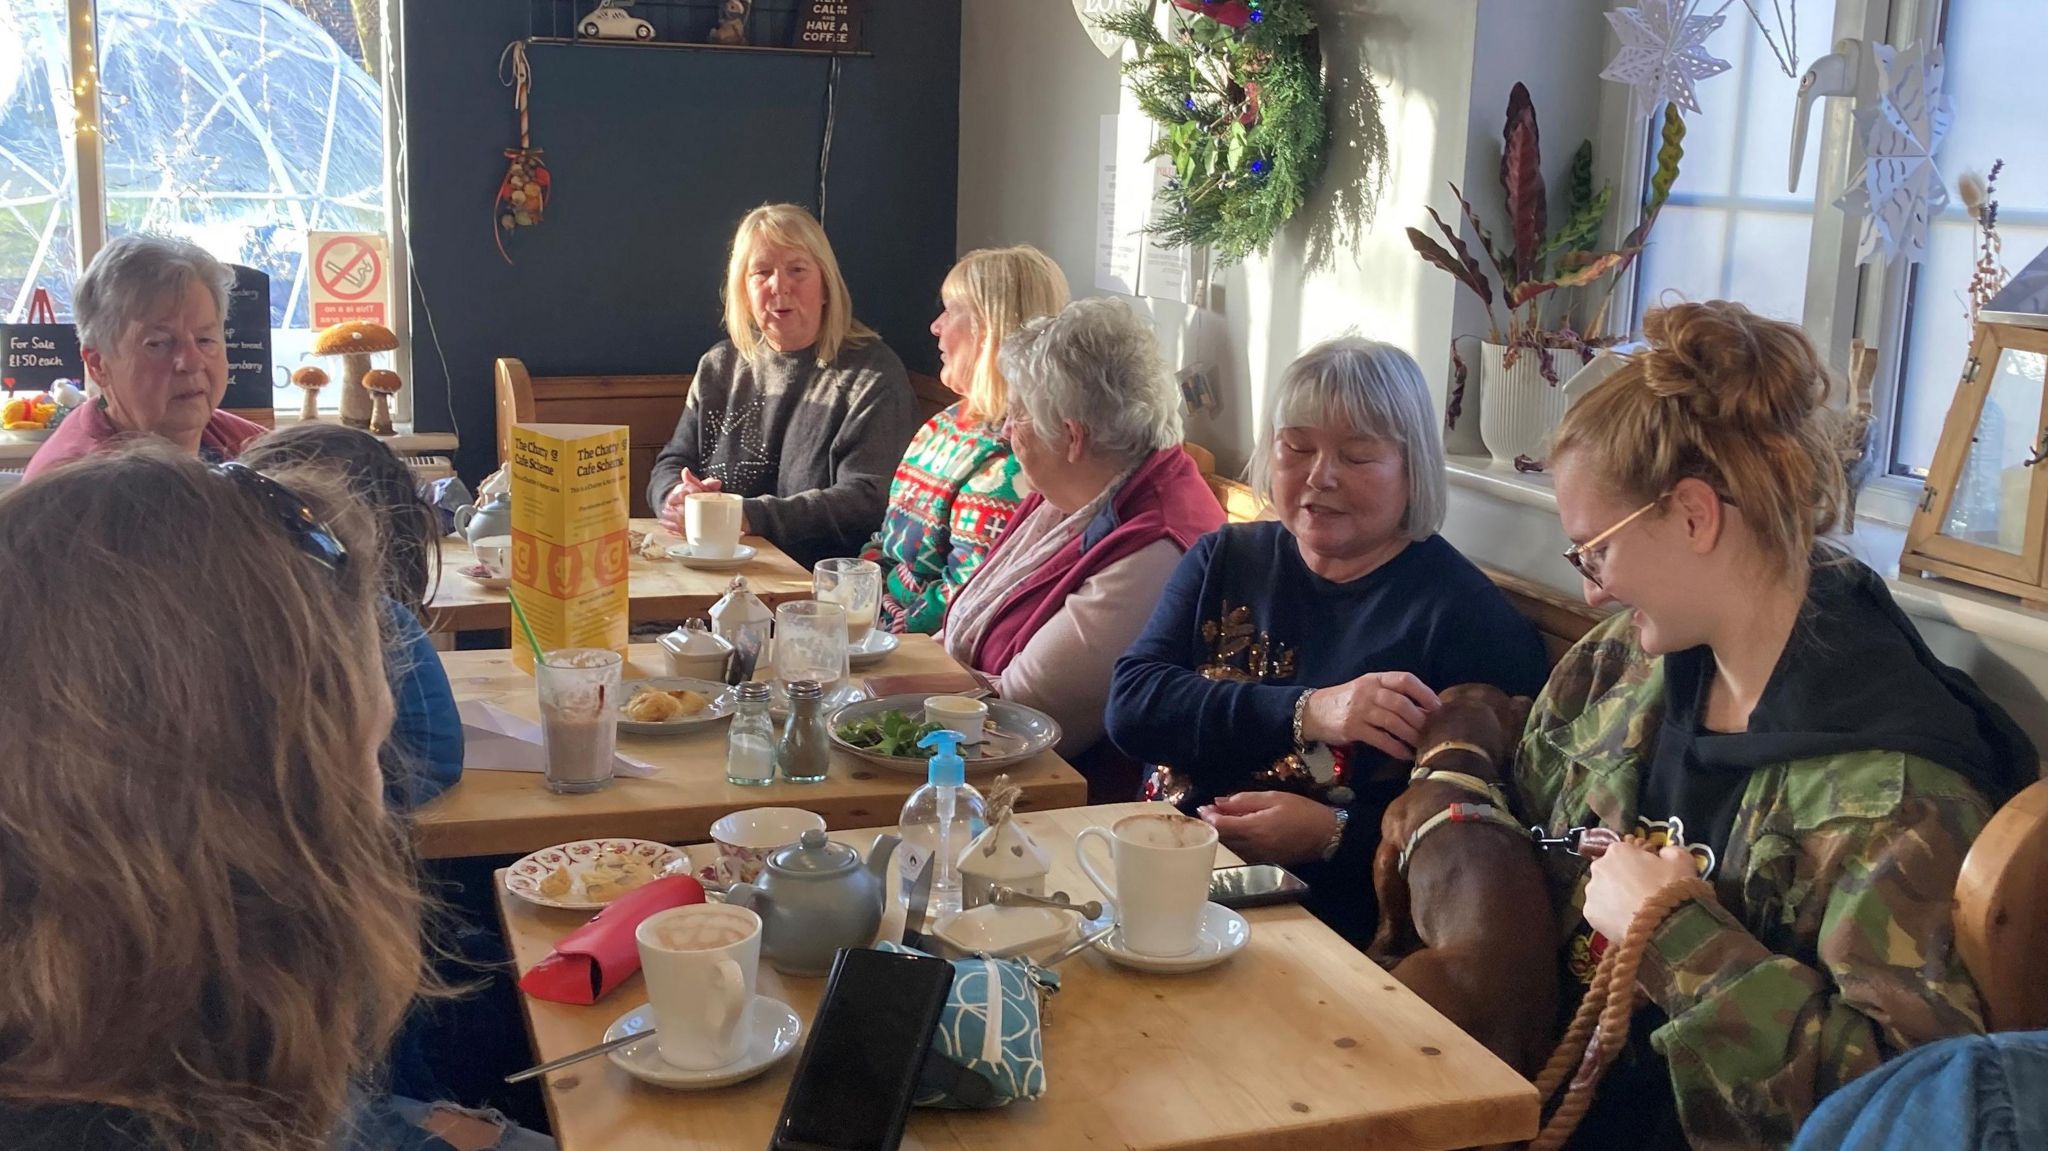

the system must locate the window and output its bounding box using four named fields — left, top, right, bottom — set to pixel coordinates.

left=0, top=0, right=405, bottom=415
left=1614, top=0, right=2045, bottom=516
